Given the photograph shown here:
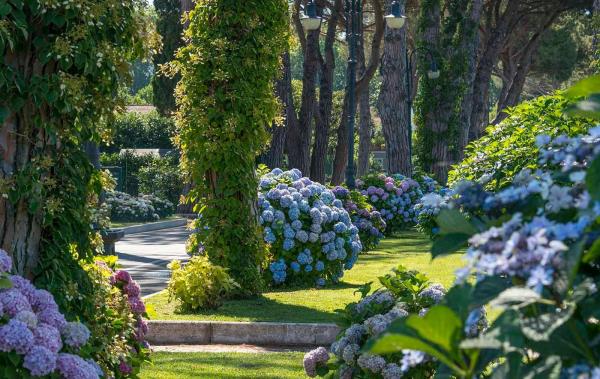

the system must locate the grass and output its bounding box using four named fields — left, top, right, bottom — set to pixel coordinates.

left=145, top=231, right=463, bottom=324
left=140, top=352, right=304, bottom=379
left=110, top=215, right=182, bottom=229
